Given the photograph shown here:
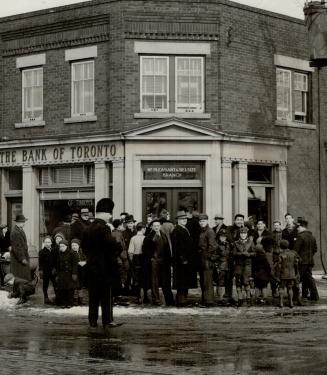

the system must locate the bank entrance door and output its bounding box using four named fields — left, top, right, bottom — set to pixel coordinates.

left=143, top=188, right=202, bottom=220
